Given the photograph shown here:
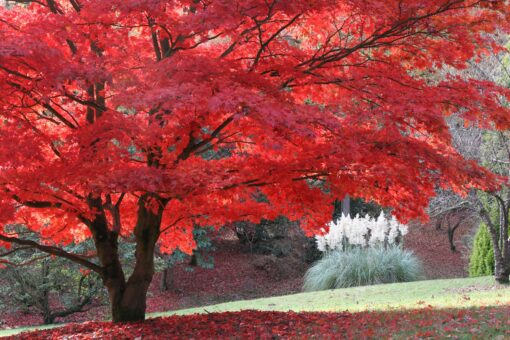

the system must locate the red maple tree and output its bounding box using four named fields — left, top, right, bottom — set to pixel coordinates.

left=0, top=0, right=509, bottom=322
